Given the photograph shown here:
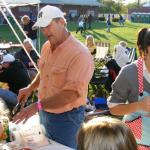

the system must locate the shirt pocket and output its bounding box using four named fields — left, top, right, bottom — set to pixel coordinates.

left=51, top=67, right=67, bottom=88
